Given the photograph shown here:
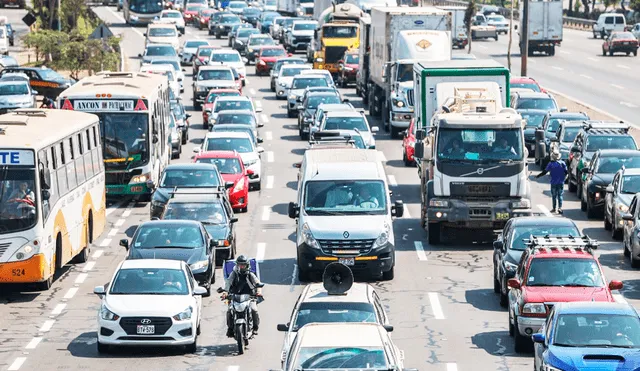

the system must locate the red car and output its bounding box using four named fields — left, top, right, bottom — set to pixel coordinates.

left=507, top=235, right=623, bottom=353
left=337, top=51, right=359, bottom=88
left=255, top=46, right=289, bottom=76
left=509, top=76, right=546, bottom=93
left=202, top=88, right=241, bottom=123
left=402, top=118, right=416, bottom=166
left=602, top=31, right=639, bottom=56
left=194, top=151, right=254, bottom=212
left=196, top=8, right=217, bottom=30
left=183, top=4, right=206, bottom=24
